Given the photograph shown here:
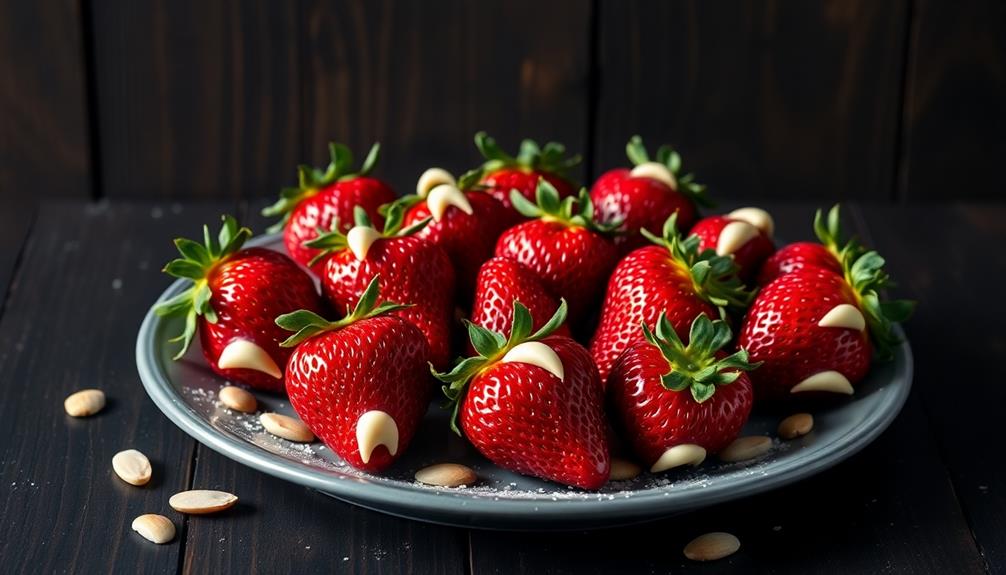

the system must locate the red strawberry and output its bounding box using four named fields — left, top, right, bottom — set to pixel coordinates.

left=473, top=131, right=581, bottom=225
left=469, top=257, right=570, bottom=347
left=262, top=142, right=396, bottom=270
left=305, top=205, right=455, bottom=369
left=739, top=250, right=914, bottom=401
left=156, top=216, right=323, bottom=393
left=590, top=135, right=712, bottom=252
left=608, top=313, right=757, bottom=472
left=757, top=204, right=856, bottom=286
left=278, top=276, right=433, bottom=472
left=435, top=301, right=610, bottom=489
left=590, top=214, right=753, bottom=383
left=690, top=208, right=776, bottom=282
left=494, top=179, right=619, bottom=321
